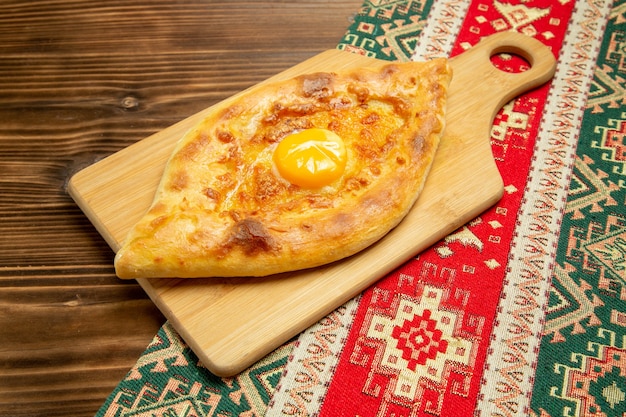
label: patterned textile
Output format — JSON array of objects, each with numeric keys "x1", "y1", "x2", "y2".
[
  {"x1": 96, "y1": 0, "x2": 625, "y2": 416},
  {"x1": 98, "y1": 322, "x2": 294, "y2": 416},
  {"x1": 528, "y1": 4, "x2": 626, "y2": 416}
]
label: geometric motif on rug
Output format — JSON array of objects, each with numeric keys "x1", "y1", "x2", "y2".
[
  {"x1": 587, "y1": 18, "x2": 626, "y2": 114},
  {"x1": 564, "y1": 154, "x2": 621, "y2": 226},
  {"x1": 98, "y1": 322, "x2": 292, "y2": 417},
  {"x1": 561, "y1": 152, "x2": 625, "y2": 293},
  {"x1": 587, "y1": 61, "x2": 626, "y2": 115},
  {"x1": 338, "y1": 0, "x2": 433, "y2": 60},
  {"x1": 584, "y1": 223, "x2": 626, "y2": 285},
  {"x1": 590, "y1": 112, "x2": 626, "y2": 179},
  {"x1": 546, "y1": 150, "x2": 626, "y2": 344},
  {"x1": 350, "y1": 265, "x2": 484, "y2": 416},
  {"x1": 264, "y1": 300, "x2": 359, "y2": 416},
  {"x1": 491, "y1": 0, "x2": 551, "y2": 35},
  {"x1": 490, "y1": 98, "x2": 534, "y2": 162},
  {"x1": 544, "y1": 263, "x2": 605, "y2": 344},
  {"x1": 544, "y1": 330, "x2": 626, "y2": 417},
  {"x1": 454, "y1": 0, "x2": 555, "y2": 50}
]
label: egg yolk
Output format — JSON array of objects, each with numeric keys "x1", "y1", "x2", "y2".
[{"x1": 273, "y1": 128, "x2": 347, "y2": 188}]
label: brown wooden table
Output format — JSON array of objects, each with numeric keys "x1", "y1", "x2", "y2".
[{"x1": 0, "y1": 1, "x2": 360, "y2": 415}]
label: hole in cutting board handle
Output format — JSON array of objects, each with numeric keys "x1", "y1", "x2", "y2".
[
  {"x1": 488, "y1": 39, "x2": 538, "y2": 74},
  {"x1": 489, "y1": 51, "x2": 531, "y2": 74}
]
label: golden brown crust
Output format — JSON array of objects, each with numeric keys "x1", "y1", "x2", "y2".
[{"x1": 114, "y1": 59, "x2": 452, "y2": 278}]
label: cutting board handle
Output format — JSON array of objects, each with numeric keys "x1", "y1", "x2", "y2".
[{"x1": 449, "y1": 32, "x2": 557, "y2": 121}]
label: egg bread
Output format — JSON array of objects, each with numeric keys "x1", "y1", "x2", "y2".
[{"x1": 114, "y1": 59, "x2": 452, "y2": 278}]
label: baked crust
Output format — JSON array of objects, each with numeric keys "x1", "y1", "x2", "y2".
[{"x1": 114, "y1": 59, "x2": 452, "y2": 278}]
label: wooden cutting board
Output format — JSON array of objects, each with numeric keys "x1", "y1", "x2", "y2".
[{"x1": 69, "y1": 32, "x2": 556, "y2": 376}]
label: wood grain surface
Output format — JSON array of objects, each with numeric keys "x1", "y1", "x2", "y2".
[{"x1": 0, "y1": 1, "x2": 360, "y2": 415}]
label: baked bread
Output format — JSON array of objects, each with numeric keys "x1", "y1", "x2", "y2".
[{"x1": 114, "y1": 59, "x2": 452, "y2": 278}]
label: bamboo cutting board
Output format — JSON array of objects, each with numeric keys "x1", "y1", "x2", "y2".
[{"x1": 69, "y1": 32, "x2": 556, "y2": 376}]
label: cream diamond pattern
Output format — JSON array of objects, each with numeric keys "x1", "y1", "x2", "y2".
[{"x1": 365, "y1": 288, "x2": 476, "y2": 400}]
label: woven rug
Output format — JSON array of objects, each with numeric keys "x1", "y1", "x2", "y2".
[{"x1": 96, "y1": 0, "x2": 626, "y2": 416}]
